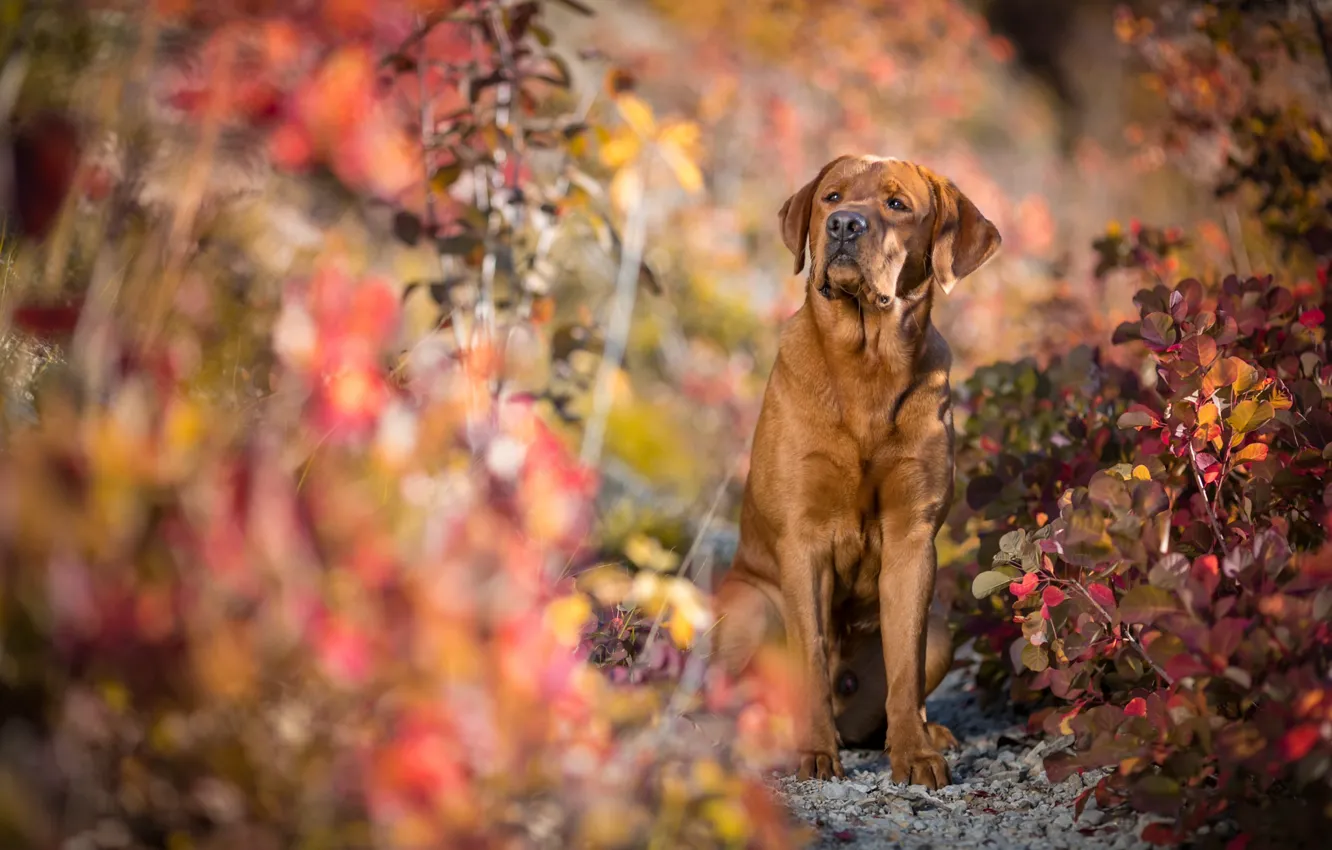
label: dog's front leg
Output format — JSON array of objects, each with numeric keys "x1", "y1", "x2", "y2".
[
  {"x1": 778, "y1": 542, "x2": 844, "y2": 781},
  {"x1": 878, "y1": 529, "x2": 950, "y2": 789}
]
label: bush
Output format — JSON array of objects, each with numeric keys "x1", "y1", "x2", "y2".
[
  {"x1": 950, "y1": 266, "x2": 1332, "y2": 845},
  {"x1": 0, "y1": 2, "x2": 802, "y2": 848}
]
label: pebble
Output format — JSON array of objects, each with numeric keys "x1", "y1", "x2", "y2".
[{"x1": 773, "y1": 649, "x2": 1154, "y2": 849}]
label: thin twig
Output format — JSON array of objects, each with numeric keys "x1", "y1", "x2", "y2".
[
  {"x1": 1060, "y1": 578, "x2": 1176, "y2": 687},
  {"x1": 676, "y1": 473, "x2": 734, "y2": 581},
  {"x1": 579, "y1": 166, "x2": 647, "y2": 468},
  {"x1": 1224, "y1": 203, "x2": 1251, "y2": 278},
  {"x1": 1186, "y1": 441, "x2": 1230, "y2": 557}
]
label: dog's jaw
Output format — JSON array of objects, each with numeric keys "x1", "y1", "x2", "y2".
[{"x1": 818, "y1": 253, "x2": 907, "y2": 309}]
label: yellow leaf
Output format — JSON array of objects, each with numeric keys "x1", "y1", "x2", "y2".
[
  {"x1": 1197, "y1": 402, "x2": 1218, "y2": 425},
  {"x1": 691, "y1": 759, "x2": 727, "y2": 792},
  {"x1": 659, "y1": 141, "x2": 704, "y2": 194},
  {"x1": 1132, "y1": 464, "x2": 1152, "y2": 481},
  {"x1": 101, "y1": 681, "x2": 130, "y2": 714},
  {"x1": 1058, "y1": 711, "x2": 1077, "y2": 735},
  {"x1": 624, "y1": 533, "x2": 680, "y2": 572},
  {"x1": 1232, "y1": 362, "x2": 1262, "y2": 394},
  {"x1": 599, "y1": 128, "x2": 641, "y2": 170},
  {"x1": 1310, "y1": 129, "x2": 1328, "y2": 163},
  {"x1": 667, "y1": 612, "x2": 695, "y2": 648},
  {"x1": 615, "y1": 93, "x2": 656, "y2": 136},
  {"x1": 658, "y1": 119, "x2": 700, "y2": 154},
  {"x1": 545, "y1": 593, "x2": 593, "y2": 647},
  {"x1": 575, "y1": 563, "x2": 633, "y2": 607},
  {"x1": 629, "y1": 570, "x2": 666, "y2": 614},
  {"x1": 702, "y1": 798, "x2": 751, "y2": 845}
]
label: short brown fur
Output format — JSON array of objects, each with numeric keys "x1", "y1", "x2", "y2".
[{"x1": 713, "y1": 155, "x2": 1000, "y2": 787}]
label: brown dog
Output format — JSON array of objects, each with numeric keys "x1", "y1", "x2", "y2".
[{"x1": 713, "y1": 155, "x2": 1000, "y2": 788}]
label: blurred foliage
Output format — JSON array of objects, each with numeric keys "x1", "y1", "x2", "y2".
[
  {"x1": 6, "y1": 0, "x2": 1332, "y2": 847},
  {"x1": 0, "y1": 1, "x2": 807, "y2": 847}
]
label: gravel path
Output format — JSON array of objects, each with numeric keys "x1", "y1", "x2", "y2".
[{"x1": 771, "y1": 651, "x2": 1235, "y2": 849}]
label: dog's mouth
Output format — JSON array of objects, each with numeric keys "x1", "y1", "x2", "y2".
[
  {"x1": 826, "y1": 246, "x2": 858, "y2": 266},
  {"x1": 820, "y1": 251, "x2": 871, "y2": 301}
]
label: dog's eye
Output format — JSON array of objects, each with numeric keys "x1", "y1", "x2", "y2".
[
  {"x1": 886, "y1": 197, "x2": 909, "y2": 212},
  {"x1": 823, "y1": 192, "x2": 841, "y2": 203},
  {"x1": 835, "y1": 670, "x2": 859, "y2": 697}
]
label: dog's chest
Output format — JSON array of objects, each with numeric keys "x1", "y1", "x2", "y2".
[
  {"x1": 821, "y1": 448, "x2": 901, "y2": 601},
  {"x1": 821, "y1": 391, "x2": 950, "y2": 603}
]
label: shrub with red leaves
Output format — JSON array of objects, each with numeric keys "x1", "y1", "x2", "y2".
[{"x1": 949, "y1": 267, "x2": 1332, "y2": 845}]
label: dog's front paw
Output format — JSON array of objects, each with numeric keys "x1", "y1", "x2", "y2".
[
  {"x1": 888, "y1": 743, "x2": 949, "y2": 789},
  {"x1": 796, "y1": 750, "x2": 846, "y2": 781}
]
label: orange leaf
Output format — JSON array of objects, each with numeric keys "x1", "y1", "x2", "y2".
[{"x1": 1233, "y1": 443, "x2": 1269, "y2": 464}]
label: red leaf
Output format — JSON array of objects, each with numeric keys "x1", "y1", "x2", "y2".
[
  {"x1": 1142, "y1": 823, "x2": 1179, "y2": 845},
  {"x1": 1010, "y1": 572, "x2": 1039, "y2": 599},
  {"x1": 1088, "y1": 583, "x2": 1116, "y2": 611},
  {"x1": 1300, "y1": 308, "x2": 1325, "y2": 327},
  {"x1": 1280, "y1": 724, "x2": 1322, "y2": 761},
  {"x1": 1194, "y1": 452, "x2": 1221, "y2": 484},
  {"x1": 10, "y1": 300, "x2": 85, "y2": 338},
  {"x1": 1042, "y1": 586, "x2": 1068, "y2": 608},
  {"x1": 1124, "y1": 697, "x2": 1148, "y2": 717},
  {"x1": 1226, "y1": 835, "x2": 1252, "y2": 850}
]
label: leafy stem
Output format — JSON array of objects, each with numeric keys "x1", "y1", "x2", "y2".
[{"x1": 1187, "y1": 440, "x2": 1230, "y2": 558}]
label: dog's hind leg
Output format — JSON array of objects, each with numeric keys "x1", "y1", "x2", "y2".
[{"x1": 711, "y1": 571, "x2": 784, "y2": 677}]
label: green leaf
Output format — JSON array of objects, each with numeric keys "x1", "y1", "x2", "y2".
[
  {"x1": 1021, "y1": 643, "x2": 1050, "y2": 673},
  {"x1": 1130, "y1": 775, "x2": 1182, "y2": 817},
  {"x1": 998, "y1": 529, "x2": 1027, "y2": 556},
  {"x1": 1148, "y1": 553, "x2": 1190, "y2": 590},
  {"x1": 972, "y1": 570, "x2": 1015, "y2": 599},
  {"x1": 1227, "y1": 399, "x2": 1274, "y2": 434},
  {"x1": 430, "y1": 163, "x2": 465, "y2": 194},
  {"x1": 1120, "y1": 585, "x2": 1181, "y2": 624},
  {"x1": 1117, "y1": 411, "x2": 1156, "y2": 429},
  {"x1": 1020, "y1": 538, "x2": 1043, "y2": 573}
]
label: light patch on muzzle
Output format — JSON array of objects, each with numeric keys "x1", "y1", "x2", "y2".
[{"x1": 872, "y1": 231, "x2": 907, "y2": 303}]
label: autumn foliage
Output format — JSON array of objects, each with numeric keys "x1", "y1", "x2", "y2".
[
  {"x1": 939, "y1": 4, "x2": 1332, "y2": 845},
  {"x1": 0, "y1": 1, "x2": 800, "y2": 847},
  {"x1": 949, "y1": 266, "x2": 1332, "y2": 846},
  {"x1": 6, "y1": 0, "x2": 1332, "y2": 848}
]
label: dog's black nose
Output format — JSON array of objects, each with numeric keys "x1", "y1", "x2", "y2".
[{"x1": 826, "y1": 210, "x2": 867, "y2": 242}]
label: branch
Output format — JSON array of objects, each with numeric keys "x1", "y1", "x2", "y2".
[
  {"x1": 1186, "y1": 441, "x2": 1230, "y2": 557},
  {"x1": 1059, "y1": 578, "x2": 1176, "y2": 688},
  {"x1": 579, "y1": 165, "x2": 646, "y2": 469},
  {"x1": 1305, "y1": 0, "x2": 1332, "y2": 88}
]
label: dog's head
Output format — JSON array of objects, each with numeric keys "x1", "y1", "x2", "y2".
[{"x1": 778, "y1": 155, "x2": 1001, "y2": 307}]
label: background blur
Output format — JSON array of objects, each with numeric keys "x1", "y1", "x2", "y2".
[{"x1": 3, "y1": 0, "x2": 1330, "y2": 847}]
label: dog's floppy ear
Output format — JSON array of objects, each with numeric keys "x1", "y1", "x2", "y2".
[
  {"x1": 922, "y1": 168, "x2": 1001, "y2": 295},
  {"x1": 778, "y1": 156, "x2": 850, "y2": 276}
]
